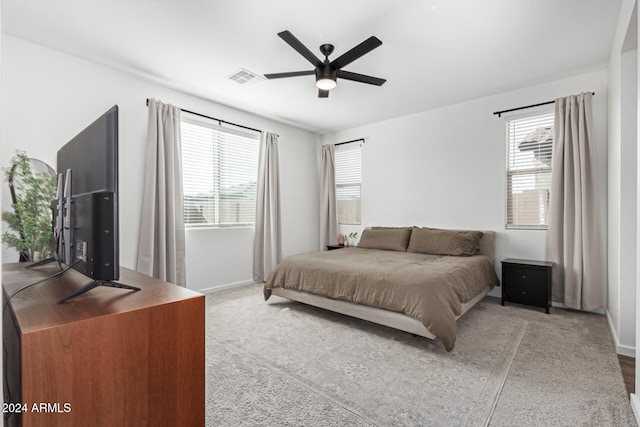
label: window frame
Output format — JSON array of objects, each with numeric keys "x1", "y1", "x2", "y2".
[
  {"x1": 334, "y1": 141, "x2": 362, "y2": 225},
  {"x1": 504, "y1": 108, "x2": 554, "y2": 230},
  {"x1": 180, "y1": 114, "x2": 260, "y2": 229}
]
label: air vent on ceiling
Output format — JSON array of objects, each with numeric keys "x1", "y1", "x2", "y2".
[{"x1": 227, "y1": 68, "x2": 265, "y2": 85}]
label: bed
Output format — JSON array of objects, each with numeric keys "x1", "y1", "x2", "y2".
[{"x1": 264, "y1": 227, "x2": 499, "y2": 351}]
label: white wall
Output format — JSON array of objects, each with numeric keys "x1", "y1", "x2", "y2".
[
  {"x1": 322, "y1": 70, "x2": 609, "y2": 299},
  {"x1": 620, "y1": 49, "x2": 637, "y2": 349},
  {"x1": 1, "y1": 35, "x2": 320, "y2": 292},
  {"x1": 610, "y1": 0, "x2": 640, "y2": 420},
  {"x1": 609, "y1": 44, "x2": 623, "y2": 339},
  {"x1": 608, "y1": 0, "x2": 638, "y2": 359}
]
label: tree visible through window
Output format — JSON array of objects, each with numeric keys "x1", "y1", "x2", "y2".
[
  {"x1": 181, "y1": 116, "x2": 260, "y2": 227},
  {"x1": 506, "y1": 111, "x2": 554, "y2": 229}
]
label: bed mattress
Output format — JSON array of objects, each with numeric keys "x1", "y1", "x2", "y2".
[{"x1": 264, "y1": 247, "x2": 499, "y2": 351}]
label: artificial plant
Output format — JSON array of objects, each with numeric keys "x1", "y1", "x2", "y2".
[{"x1": 2, "y1": 150, "x2": 57, "y2": 262}]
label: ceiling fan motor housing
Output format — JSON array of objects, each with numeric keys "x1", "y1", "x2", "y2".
[{"x1": 315, "y1": 65, "x2": 337, "y2": 82}]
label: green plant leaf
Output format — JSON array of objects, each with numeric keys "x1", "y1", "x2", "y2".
[{"x1": 1, "y1": 150, "x2": 56, "y2": 262}]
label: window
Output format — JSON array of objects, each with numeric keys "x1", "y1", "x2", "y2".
[
  {"x1": 181, "y1": 115, "x2": 260, "y2": 227},
  {"x1": 335, "y1": 142, "x2": 362, "y2": 224},
  {"x1": 506, "y1": 111, "x2": 554, "y2": 229}
]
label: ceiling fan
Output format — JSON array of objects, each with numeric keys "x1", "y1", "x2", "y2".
[{"x1": 264, "y1": 30, "x2": 386, "y2": 98}]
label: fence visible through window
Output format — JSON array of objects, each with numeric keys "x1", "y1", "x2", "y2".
[
  {"x1": 181, "y1": 115, "x2": 260, "y2": 227},
  {"x1": 335, "y1": 142, "x2": 362, "y2": 225},
  {"x1": 506, "y1": 111, "x2": 554, "y2": 229}
]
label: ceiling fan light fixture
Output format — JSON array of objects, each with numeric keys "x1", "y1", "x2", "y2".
[
  {"x1": 316, "y1": 77, "x2": 337, "y2": 91},
  {"x1": 265, "y1": 31, "x2": 385, "y2": 98}
]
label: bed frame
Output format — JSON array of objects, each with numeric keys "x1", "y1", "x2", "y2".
[{"x1": 268, "y1": 230, "x2": 497, "y2": 340}]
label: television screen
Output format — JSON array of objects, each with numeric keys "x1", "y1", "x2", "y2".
[
  {"x1": 56, "y1": 105, "x2": 120, "y2": 282},
  {"x1": 49, "y1": 105, "x2": 139, "y2": 303}
]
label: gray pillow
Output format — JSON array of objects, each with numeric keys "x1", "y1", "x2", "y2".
[
  {"x1": 407, "y1": 227, "x2": 483, "y2": 256},
  {"x1": 358, "y1": 228, "x2": 412, "y2": 252},
  {"x1": 371, "y1": 226, "x2": 413, "y2": 231}
]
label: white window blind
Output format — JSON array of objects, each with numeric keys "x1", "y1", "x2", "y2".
[
  {"x1": 506, "y1": 111, "x2": 554, "y2": 229},
  {"x1": 335, "y1": 142, "x2": 362, "y2": 224},
  {"x1": 181, "y1": 116, "x2": 260, "y2": 227}
]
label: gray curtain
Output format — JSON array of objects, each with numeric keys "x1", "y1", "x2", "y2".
[
  {"x1": 546, "y1": 92, "x2": 601, "y2": 310},
  {"x1": 253, "y1": 132, "x2": 281, "y2": 282},
  {"x1": 136, "y1": 99, "x2": 186, "y2": 286},
  {"x1": 320, "y1": 144, "x2": 338, "y2": 250}
]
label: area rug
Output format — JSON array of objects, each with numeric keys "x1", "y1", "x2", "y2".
[
  {"x1": 205, "y1": 284, "x2": 527, "y2": 426},
  {"x1": 487, "y1": 301, "x2": 636, "y2": 426}
]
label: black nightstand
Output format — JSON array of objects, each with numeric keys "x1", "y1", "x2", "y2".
[
  {"x1": 501, "y1": 258, "x2": 553, "y2": 314},
  {"x1": 326, "y1": 245, "x2": 345, "y2": 251}
]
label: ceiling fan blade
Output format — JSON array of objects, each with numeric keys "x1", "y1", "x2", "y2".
[
  {"x1": 264, "y1": 70, "x2": 315, "y2": 79},
  {"x1": 278, "y1": 30, "x2": 323, "y2": 68},
  {"x1": 337, "y1": 70, "x2": 386, "y2": 86},
  {"x1": 318, "y1": 89, "x2": 329, "y2": 98},
  {"x1": 331, "y1": 36, "x2": 382, "y2": 69}
]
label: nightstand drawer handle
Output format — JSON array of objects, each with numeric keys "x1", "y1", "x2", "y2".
[
  {"x1": 521, "y1": 274, "x2": 527, "y2": 280},
  {"x1": 521, "y1": 290, "x2": 527, "y2": 295}
]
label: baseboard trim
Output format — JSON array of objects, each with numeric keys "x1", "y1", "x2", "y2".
[
  {"x1": 551, "y1": 301, "x2": 605, "y2": 314},
  {"x1": 196, "y1": 280, "x2": 258, "y2": 294},
  {"x1": 606, "y1": 310, "x2": 637, "y2": 357},
  {"x1": 617, "y1": 343, "x2": 637, "y2": 358},
  {"x1": 630, "y1": 393, "x2": 640, "y2": 426}
]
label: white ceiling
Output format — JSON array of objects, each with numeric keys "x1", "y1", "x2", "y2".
[{"x1": 2, "y1": 0, "x2": 623, "y2": 134}]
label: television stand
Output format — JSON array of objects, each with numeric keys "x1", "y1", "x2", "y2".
[
  {"x1": 26, "y1": 255, "x2": 63, "y2": 271},
  {"x1": 26, "y1": 233, "x2": 65, "y2": 271},
  {"x1": 58, "y1": 279, "x2": 141, "y2": 303}
]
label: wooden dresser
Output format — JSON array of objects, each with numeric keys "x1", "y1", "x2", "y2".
[{"x1": 3, "y1": 263, "x2": 205, "y2": 427}]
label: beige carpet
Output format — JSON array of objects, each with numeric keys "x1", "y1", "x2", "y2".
[
  {"x1": 488, "y1": 301, "x2": 635, "y2": 426},
  {"x1": 205, "y1": 284, "x2": 635, "y2": 426}
]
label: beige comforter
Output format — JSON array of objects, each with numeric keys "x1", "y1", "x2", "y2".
[{"x1": 264, "y1": 248, "x2": 498, "y2": 351}]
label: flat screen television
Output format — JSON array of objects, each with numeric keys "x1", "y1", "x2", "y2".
[{"x1": 51, "y1": 105, "x2": 139, "y2": 303}]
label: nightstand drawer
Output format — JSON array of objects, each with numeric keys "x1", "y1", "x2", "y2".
[{"x1": 503, "y1": 266, "x2": 547, "y2": 306}]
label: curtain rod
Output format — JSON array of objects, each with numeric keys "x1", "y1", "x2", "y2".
[
  {"x1": 146, "y1": 98, "x2": 263, "y2": 134},
  {"x1": 492, "y1": 92, "x2": 595, "y2": 118},
  {"x1": 335, "y1": 138, "x2": 365, "y2": 146}
]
